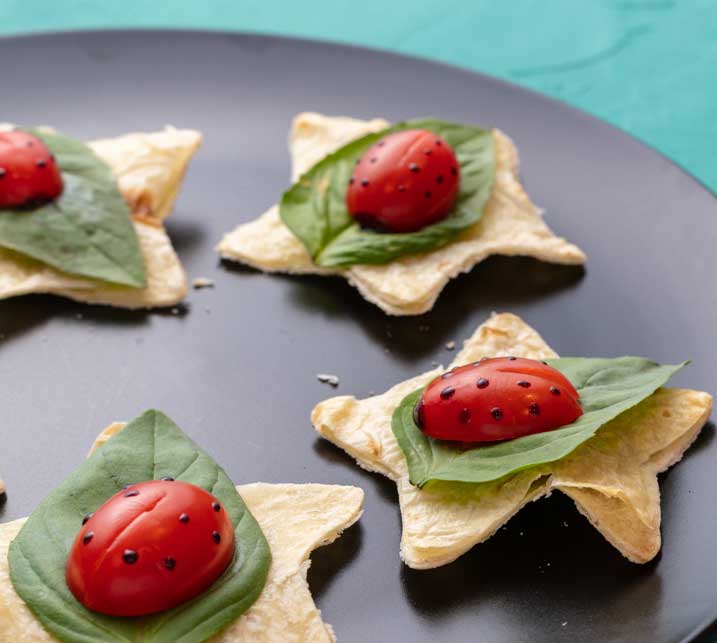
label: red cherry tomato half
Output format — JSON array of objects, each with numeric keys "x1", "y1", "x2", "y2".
[
  {"x1": 0, "y1": 131, "x2": 63, "y2": 208},
  {"x1": 66, "y1": 479, "x2": 235, "y2": 617},
  {"x1": 346, "y1": 129, "x2": 460, "y2": 233},
  {"x1": 415, "y1": 357, "x2": 583, "y2": 443}
]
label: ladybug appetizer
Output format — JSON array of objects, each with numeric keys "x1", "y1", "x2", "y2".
[
  {"x1": 0, "y1": 130, "x2": 63, "y2": 208},
  {"x1": 415, "y1": 357, "x2": 583, "y2": 443},
  {"x1": 346, "y1": 129, "x2": 460, "y2": 233},
  {"x1": 66, "y1": 479, "x2": 235, "y2": 617}
]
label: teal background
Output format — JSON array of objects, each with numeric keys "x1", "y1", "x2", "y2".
[{"x1": 2, "y1": 0, "x2": 715, "y2": 192}]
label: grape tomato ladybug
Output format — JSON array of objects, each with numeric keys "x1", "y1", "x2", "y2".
[
  {"x1": 346, "y1": 129, "x2": 460, "y2": 233},
  {"x1": 0, "y1": 131, "x2": 63, "y2": 208},
  {"x1": 66, "y1": 479, "x2": 235, "y2": 617},
  {"x1": 415, "y1": 357, "x2": 583, "y2": 443}
]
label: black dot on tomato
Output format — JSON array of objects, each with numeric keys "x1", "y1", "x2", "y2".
[
  {"x1": 212, "y1": 502, "x2": 221, "y2": 512},
  {"x1": 424, "y1": 148, "x2": 432, "y2": 155},
  {"x1": 123, "y1": 549, "x2": 138, "y2": 564},
  {"x1": 179, "y1": 513, "x2": 190, "y2": 523},
  {"x1": 349, "y1": 177, "x2": 355, "y2": 185},
  {"x1": 0, "y1": 168, "x2": 6, "y2": 178},
  {"x1": 370, "y1": 157, "x2": 378, "y2": 164},
  {"x1": 440, "y1": 386, "x2": 455, "y2": 400},
  {"x1": 425, "y1": 191, "x2": 432, "y2": 198},
  {"x1": 451, "y1": 166, "x2": 458, "y2": 175},
  {"x1": 477, "y1": 377, "x2": 489, "y2": 389},
  {"x1": 124, "y1": 489, "x2": 140, "y2": 497},
  {"x1": 164, "y1": 557, "x2": 176, "y2": 571},
  {"x1": 529, "y1": 403, "x2": 540, "y2": 416},
  {"x1": 361, "y1": 179, "x2": 369, "y2": 187},
  {"x1": 25, "y1": 141, "x2": 34, "y2": 147},
  {"x1": 212, "y1": 531, "x2": 221, "y2": 544},
  {"x1": 409, "y1": 163, "x2": 420, "y2": 173},
  {"x1": 161, "y1": 476, "x2": 175, "y2": 481},
  {"x1": 459, "y1": 408, "x2": 471, "y2": 424},
  {"x1": 491, "y1": 407, "x2": 503, "y2": 420},
  {"x1": 377, "y1": 140, "x2": 385, "y2": 147},
  {"x1": 82, "y1": 512, "x2": 93, "y2": 525},
  {"x1": 435, "y1": 139, "x2": 443, "y2": 146},
  {"x1": 436, "y1": 175, "x2": 444, "y2": 184},
  {"x1": 83, "y1": 531, "x2": 94, "y2": 545},
  {"x1": 36, "y1": 159, "x2": 47, "y2": 168},
  {"x1": 507, "y1": 356, "x2": 517, "y2": 361},
  {"x1": 517, "y1": 380, "x2": 531, "y2": 388},
  {"x1": 397, "y1": 185, "x2": 406, "y2": 192},
  {"x1": 550, "y1": 386, "x2": 560, "y2": 396}
]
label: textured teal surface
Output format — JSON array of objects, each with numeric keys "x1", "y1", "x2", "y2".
[{"x1": 1, "y1": 0, "x2": 715, "y2": 192}]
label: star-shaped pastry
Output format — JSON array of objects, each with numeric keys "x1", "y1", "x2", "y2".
[
  {"x1": 0, "y1": 126, "x2": 202, "y2": 308},
  {"x1": 312, "y1": 313, "x2": 712, "y2": 569},
  {"x1": 0, "y1": 422, "x2": 363, "y2": 642},
  {"x1": 218, "y1": 112, "x2": 585, "y2": 315}
]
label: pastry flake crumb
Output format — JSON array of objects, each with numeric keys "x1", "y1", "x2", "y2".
[
  {"x1": 192, "y1": 277, "x2": 215, "y2": 289},
  {"x1": 317, "y1": 373, "x2": 340, "y2": 387}
]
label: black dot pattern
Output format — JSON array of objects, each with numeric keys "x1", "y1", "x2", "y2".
[
  {"x1": 123, "y1": 549, "x2": 138, "y2": 564},
  {"x1": 440, "y1": 386, "x2": 455, "y2": 400}
]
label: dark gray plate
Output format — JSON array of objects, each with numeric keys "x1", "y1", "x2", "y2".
[{"x1": 0, "y1": 30, "x2": 715, "y2": 643}]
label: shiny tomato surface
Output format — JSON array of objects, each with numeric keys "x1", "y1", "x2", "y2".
[
  {"x1": 0, "y1": 131, "x2": 63, "y2": 208},
  {"x1": 415, "y1": 357, "x2": 583, "y2": 443},
  {"x1": 66, "y1": 479, "x2": 235, "y2": 616},
  {"x1": 346, "y1": 129, "x2": 460, "y2": 232}
]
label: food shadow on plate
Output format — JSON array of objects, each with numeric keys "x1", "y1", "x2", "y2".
[
  {"x1": 0, "y1": 296, "x2": 157, "y2": 348},
  {"x1": 163, "y1": 216, "x2": 206, "y2": 256},
  {"x1": 0, "y1": 218, "x2": 207, "y2": 339},
  {"x1": 220, "y1": 256, "x2": 584, "y2": 360},
  {"x1": 307, "y1": 521, "x2": 363, "y2": 602},
  {"x1": 399, "y1": 491, "x2": 662, "y2": 623}
]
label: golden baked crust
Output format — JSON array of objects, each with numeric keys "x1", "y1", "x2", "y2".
[
  {"x1": 218, "y1": 113, "x2": 586, "y2": 315},
  {"x1": 0, "y1": 423, "x2": 364, "y2": 642},
  {"x1": 312, "y1": 312, "x2": 712, "y2": 568},
  {"x1": 0, "y1": 127, "x2": 202, "y2": 309}
]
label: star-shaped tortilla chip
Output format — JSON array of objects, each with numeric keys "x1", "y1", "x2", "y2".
[
  {"x1": 312, "y1": 313, "x2": 712, "y2": 569},
  {"x1": 218, "y1": 113, "x2": 586, "y2": 315},
  {"x1": 0, "y1": 422, "x2": 363, "y2": 642},
  {"x1": 0, "y1": 126, "x2": 202, "y2": 308}
]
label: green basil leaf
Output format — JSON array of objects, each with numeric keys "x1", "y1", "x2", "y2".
[
  {"x1": 8, "y1": 410, "x2": 270, "y2": 643},
  {"x1": 392, "y1": 357, "x2": 686, "y2": 487},
  {"x1": 280, "y1": 119, "x2": 495, "y2": 267},
  {"x1": 0, "y1": 129, "x2": 147, "y2": 287}
]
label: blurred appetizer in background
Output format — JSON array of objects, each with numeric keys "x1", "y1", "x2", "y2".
[
  {"x1": 312, "y1": 313, "x2": 712, "y2": 569},
  {"x1": 218, "y1": 113, "x2": 585, "y2": 315},
  {"x1": 0, "y1": 410, "x2": 363, "y2": 642},
  {"x1": 0, "y1": 126, "x2": 201, "y2": 308}
]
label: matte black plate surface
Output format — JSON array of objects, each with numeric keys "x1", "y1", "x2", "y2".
[{"x1": 1, "y1": 30, "x2": 715, "y2": 643}]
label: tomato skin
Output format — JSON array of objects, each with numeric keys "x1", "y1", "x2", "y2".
[
  {"x1": 416, "y1": 357, "x2": 583, "y2": 443},
  {"x1": 66, "y1": 480, "x2": 235, "y2": 617},
  {"x1": 0, "y1": 131, "x2": 63, "y2": 208},
  {"x1": 346, "y1": 129, "x2": 460, "y2": 233}
]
